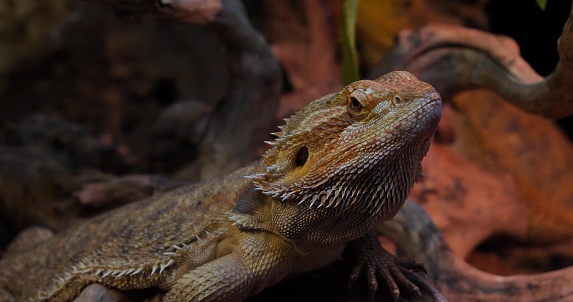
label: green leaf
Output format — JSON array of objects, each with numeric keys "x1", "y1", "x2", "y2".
[
  {"x1": 340, "y1": 0, "x2": 359, "y2": 85},
  {"x1": 536, "y1": 0, "x2": 547, "y2": 10}
]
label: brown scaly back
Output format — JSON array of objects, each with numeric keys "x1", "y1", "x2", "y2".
[{"x1": 250, "y1": 71, "x2": 441, "y2": 216}]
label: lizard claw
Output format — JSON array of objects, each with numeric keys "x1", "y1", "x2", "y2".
[
  {"x1": 349, "y1": 247, "x2": 424, "y2": 300},
  {"x1": 346, "y1": 232, "x2": 437, "y2": 301}
]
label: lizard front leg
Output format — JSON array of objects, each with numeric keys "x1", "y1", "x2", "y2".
[
  {"x1": 162, "y1": 253, "x2": 254, "y2": 302},
  {"x1": 163, "y1": 232, "x2": 295, "y2": 302},
  {"x1": 348, "y1": 231, "x2": 433, "y2": 301}
]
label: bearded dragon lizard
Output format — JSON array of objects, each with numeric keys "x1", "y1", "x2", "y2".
[{"x1": 0, "y1": 71, "x2": 442, "y2": 302}]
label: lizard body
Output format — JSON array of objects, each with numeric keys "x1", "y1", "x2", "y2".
[{"x1": 0, "y1": 71, "x2": 442, "y2": 301}]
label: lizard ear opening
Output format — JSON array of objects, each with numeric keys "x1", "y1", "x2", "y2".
[{"x1": 295, "y1": 146, "x2": 309, "y2": 167}]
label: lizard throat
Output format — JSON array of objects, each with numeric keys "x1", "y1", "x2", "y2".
[{"x1": 289, "y1": 136, "x2": 430, "y2": 219}]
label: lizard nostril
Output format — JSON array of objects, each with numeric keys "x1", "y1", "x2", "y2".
[
  {"x1": 393, "y1": 95, "x2": 404, "y2": 107},
  {"x1": 295, "y1": 146, "x2": 309, "y2": 167}
]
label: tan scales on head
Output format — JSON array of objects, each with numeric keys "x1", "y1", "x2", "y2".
[{"x1": 251, "y1": 71, "x2": 441, "y2": 215}]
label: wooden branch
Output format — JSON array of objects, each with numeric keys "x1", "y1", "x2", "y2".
[
  {"x1": 377, "y1": 200, "x2": 573, "y2": 301},
  {"x1": 86, "y1": 0, "x2": 282, "y2": 180},
  {"x1": 371, "y1": 1, "x2": 573, "y2": 119},
  {"x1": 75, "y1": 174, "x2": 185, "y2": 208},
  {"x1": 82, "y1": 0, "x2": 221, "y2": 24},
  {"x1": 190, "y1": 0, "x2": 282, "y2": 180}
]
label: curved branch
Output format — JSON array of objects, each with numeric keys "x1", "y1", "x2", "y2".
[
  {"x1": 377, "y1": 201, "x2": 573, "y2": 301},
  {"x1": 83, "y1": 0, "x2": 221, "y2": 24},
  {"x1": 85, "y1": 0, "x2": 282, "y2": 179},
  {"x1": 371, "y1": 2, "x2": 573, "y2": 119}
]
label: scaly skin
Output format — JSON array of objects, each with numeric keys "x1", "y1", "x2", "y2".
[{"x1": 0, "y1": 71, "x2": 442, "y2": 302}]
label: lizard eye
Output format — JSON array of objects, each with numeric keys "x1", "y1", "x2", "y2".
[
  {"x1": 295, "y1": 146, "x2": 308, "y2": 167},
  {"x1": 347, "y1": 89, "x2": 369, "y2": 120},
  {"x1": 348, "y1": 89, "x2": 367, "y2": 113},
  {"x1": 349, "y1": 96, "x2": 363, "y2": 112},
  {"x1": 393, "y1": 95, "x2": 404, "y2": 107}
]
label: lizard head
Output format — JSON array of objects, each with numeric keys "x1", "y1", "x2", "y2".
[{"x1": 250, "y1": 71, "x2": 441, "y2": 216}]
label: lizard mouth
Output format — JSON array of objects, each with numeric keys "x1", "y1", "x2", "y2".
[
  {"x1": 389, "y1": 90, "x2": 442, "y2": 139},
  {"x1": 420, "y1": 90, "x2": 442, "y2": 126},
  {"x1": 425, "y1": 90, "x2": 442, "y2": 106},
  {"x1": 410, "y1": 90, "x2": 441, "y2": 121}
]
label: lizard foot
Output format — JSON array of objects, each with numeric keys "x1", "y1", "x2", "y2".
[
  {"x1": 349, "y1": 246, "x2": 426, "y2": 300},
  {"x1": 346, "y1": 231, "x2": 448, "y2": 301}
]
